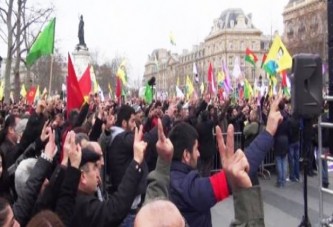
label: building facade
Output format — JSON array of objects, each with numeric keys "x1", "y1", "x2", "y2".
[
  {"x1": 283, "y1": 0, "x2": 327, "y2": 62},
  {"x1": 143, "y1": 8, "x2": 271, "y2": 95}
]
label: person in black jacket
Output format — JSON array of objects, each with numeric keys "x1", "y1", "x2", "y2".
[
  {"x1": 288, "y1": 115, "x2": 300, "y2": 182},
  {"x1": 274, "y1": 101, "x2": 289, "y2": 188},
  {"x1": 71, "y1": 125, "x2": 147, "y2": 227},
  {"x1": 106, "y1": 104, "x2": 174, "y2": 227},
  {"x1": 196, "y1": 110, "x2": 217, "y2": 177}
]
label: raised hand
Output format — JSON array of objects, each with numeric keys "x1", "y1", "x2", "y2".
[
  {"x1": 266, "y1": 95, "x2": 283, "y2": 136},
  {"x1": 69, "y1": 144, "x2": 82, "y2": 169},
  {"x1": 44, "y1": 127, "x2": 57, "y2": 160},
  {"x1": 62, "y1": 131, "x2": 76, "y2": 166},
  {"x1": 156, "y1": 118, "x2": 173, "y2": 163},
  {"x1": 133, "y1": 125, "x2": 147, "y2": 164},
  {"x1": 216, "y1": 124, "x2": 252, "y2": 190},
  {"x1": 40, "y1": 120, "x2": 50, "y2": 142}
]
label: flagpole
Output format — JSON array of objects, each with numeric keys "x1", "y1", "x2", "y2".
[{"x1": 48, "y1": 55, "x2": 54, "y2": 96}]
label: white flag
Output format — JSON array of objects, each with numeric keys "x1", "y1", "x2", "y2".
[
  {"x1": 176, "y1": 86, "x2": 184, "y2": 98},
  {"x1": 193, "y1": 63, "x2": 199, "y2": 83},
  {"x1": 232, "y1": 57, "x2": 242, "y2": 78}
]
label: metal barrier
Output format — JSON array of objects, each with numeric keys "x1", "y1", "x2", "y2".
[
  {"x1": 210, "y1": 131, "x2": 276, "y2": 178},
  {"x1": 211, "y1": 132, "x2": 243, "y2": 172},
  {"x1": 317, "y1": 105, "x2": 333, "y2": 226},
  {"x1": 258, "y1": 149, "x2": 275, "y2": 180}
]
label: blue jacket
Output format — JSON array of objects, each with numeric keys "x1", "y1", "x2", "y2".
[{"x1": 170, "y1": 129, "x2": 274, "y2": 227}]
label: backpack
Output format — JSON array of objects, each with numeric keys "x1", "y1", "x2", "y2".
[{"x1": 244, "y1": 122, "x2": 261, "y2": 148}]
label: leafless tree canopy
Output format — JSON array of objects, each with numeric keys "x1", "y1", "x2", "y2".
[{"x1": 0, "y1": 0, "x2": 54, "y2": 103}]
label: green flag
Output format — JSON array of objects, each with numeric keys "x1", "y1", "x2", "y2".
[
  {"x1": 144, "y1": 84, "x2": 153, "y2": 104},
  {"x1": 26, "y1": 18, "x2": 56, "y2": 66}
]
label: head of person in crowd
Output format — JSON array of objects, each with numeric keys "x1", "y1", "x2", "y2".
[
  {"x1": 15, "y1": 118, "x2": 28, "y2": 143},
  {"x1": 75, "y1": 133, "x2": 89, "y2": 148},
  {"x1": 134, "y1": 199, "x2": 185, "y2": 227},
  {"x1": 115, "y1": 104, "x2": 136, "y2": 132},
  {"x1": 15, "y1": 158, "x2": 49, "y2": 198},
  {"x1": 11, "y1": 106, "x2": 19, "y2": 116},
  {"x1": 87, "y1": 141, "x2": 104, "y2": 168},
  {"x1": 52, "y1": 113, "x2": 64, "y2": 129},
  {"x1": 132, "y1": 104, "x2": 144, "y2": 127},
  {"x1": 68, "y1": 109, "x2": 80, "y2": 126},
  {"x1": 200, "y1": 110, "x2": 209, "y2": 123},
  {"x1": 0, "y1": 115, "x2": 21, "y2": 145},
  {"x1": 232, "y1": 107, "x2": 238, "y2": 117},
  {"x1": 249, "y1": 109, "x2": 259, "y2": 123},
  {"x1": 208, "y1": 104, "x2": 215, "y2": 117},
  {"x1": 0, "y1": 198, "x2": 20, "y2": 227},
  {"x1": 169, "y1": 122, "x2": 199, "y2": 169},
  {"x1": 78, "y1": 148, "x2": 102, "y2": 195},
  {"x1": 27, "y1": 210, "x2": 64, "y2": 227},
  {"x1": 180, "y1": 103, "x2": 189, "y2": 119}
]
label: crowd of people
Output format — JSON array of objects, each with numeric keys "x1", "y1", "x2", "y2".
[{"x1": 0, "y1": 91, "x2": 330, "y2": 227}]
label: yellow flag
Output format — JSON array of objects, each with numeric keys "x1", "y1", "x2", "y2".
[
  {"x1": 264, "y1": 35, "x2": 292, "y2": 72},
  {"x1": 117, "y1": 60, "x2": 127, "y2": 85},
  {"x1": 34, "y1": 85, "x2": 40, "y2": 102},
  {"x1": 217, "y1": 71, "x2": 225, "y2": 85},
  {"x1": 0, "y1": 81, "x2": 4, "y2": 100},
  {"x1": 176, "y1": 77, "x2": 180, "y2": 87},
  {"x1": 20, "y1": 84, "x2": 27, "y2": 98},
  {"x1": 90, "y1": 66, "x2": 98, "y2": 93},
  {"x1": 186, "y1": 75, "x2": 194, "y2": 99},
  {"x1": 200, "y1": 82, "x2": 204, "y2": 94}
]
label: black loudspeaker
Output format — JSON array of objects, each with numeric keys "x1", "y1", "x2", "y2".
[{"x1": 291, "y1": 54, "x2": 323, "y2": 118}]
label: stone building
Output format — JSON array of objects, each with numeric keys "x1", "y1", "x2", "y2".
[
  {"x1": 143, "y1": 8, "x2": 271, "y2": 95},
  {"x1": 283, "y1": 0, "x2": 327, "y2": 62}
]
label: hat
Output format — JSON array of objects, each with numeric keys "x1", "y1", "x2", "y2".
[
  {"x1": 15, "y1": 158, "x2": 38, "y2": 198},
  {"x1": 80, "y1": 148, "x2": 101, "y2": 167},
  {"x1": 132, "y1": 104, "x2": 142, "y2": 114},
  {"x1": 15, "y1": 118, "x2": 28, "y2": 136}
]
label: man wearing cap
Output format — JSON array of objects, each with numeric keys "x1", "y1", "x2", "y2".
[{"x1": 71, "y1": 126, "x2": 147, "y2": 227}]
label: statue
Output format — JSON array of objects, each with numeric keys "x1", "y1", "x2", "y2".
[{"x1": 78, "y1": 15, "x2": 86, "y2": 48}]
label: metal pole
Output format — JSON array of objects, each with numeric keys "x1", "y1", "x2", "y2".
[
  {"x1": 318, "y1": 115, "x2": 323, "y2": 223},
  {"x1": 48, "y1": 55, "x2": 54, "y2": 96},
  {"x1": 328, "y1": 0, "x2": 333, "y2": 120}
]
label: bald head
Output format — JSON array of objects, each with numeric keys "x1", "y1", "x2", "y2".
[
  {"x1": 87, "y1": 141, "x2": 104, "y2": 167},
  {"x1": 134, "y1": 200, "x2": 184, "y2": 227}
]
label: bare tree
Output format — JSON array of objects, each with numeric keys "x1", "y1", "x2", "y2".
[
  {"x1": 0, "y1": 0, "x2": 53, "y2": 103},
  {"x1": 30, "y1": 50, "x2": 65, "y2": 95},
  {"x1": 91, "y1": 52, "x2": 130, "y2": 96}
]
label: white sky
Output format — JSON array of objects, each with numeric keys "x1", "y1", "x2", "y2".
[{"x1": 1, "y1": 0, "x2": 289, "y2": 83}]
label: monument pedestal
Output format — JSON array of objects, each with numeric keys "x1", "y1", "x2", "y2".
[{"x1": 72, "y1": 45, "x2": 90, "y2": 80}]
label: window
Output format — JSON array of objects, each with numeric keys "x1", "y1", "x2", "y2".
[
  {"x1": 229, "y1": 41, "x2": 233, "y2": 50},
  {"x1": 252, "y1": 41, "x2": 256, "y2": 50}
]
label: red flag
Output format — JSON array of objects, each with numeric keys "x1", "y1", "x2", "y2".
[
  {"x1": 79, "y1": 65, "x2": 91, "y2": 97},
  {"x1": 115, "y1": 76, "x2": 122, "y2": 98},
  {"x1": 207, "y1": 63, "x2": 216, "y2": 94},
  {"x1": 261, "y1": 53, "x2": 267, "y2": 68},
  {"x1": 67, "y1": 54, "x2": 84, "y2": 115},
  {"x1": 26, "y1": 86, "x2": 37, "y2": 105},
  {"x1": 281, "y1": 70, "x2": 287, "y2": 87}
]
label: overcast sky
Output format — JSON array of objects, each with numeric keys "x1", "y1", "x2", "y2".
[{"x1": 2, "y1": 0, "x2": 289, "y2": 83}]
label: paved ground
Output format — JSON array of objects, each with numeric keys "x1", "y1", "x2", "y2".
[{"x1": 211, "y1": 170, "x2": 333, "y2": 227}]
